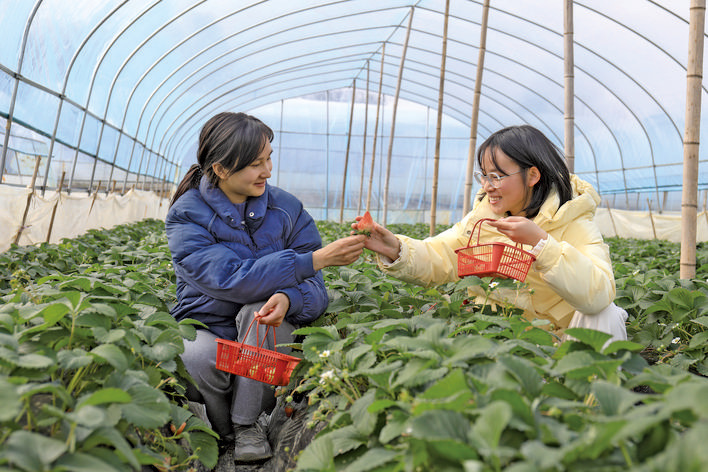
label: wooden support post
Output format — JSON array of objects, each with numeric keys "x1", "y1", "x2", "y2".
[
  {"x1": 14, "y1": 155, "x2": 42, "y2": 245},
  {"x1": 357, "y1": 62, "x2": 370, "y2": 215},
  {"x1": 383, "y1": 7, "x2": 414, "y2": 226},
  {"x1": 366, "y1": 43, "x2": 386, "y2": 212},
  {"x1": 606, "y1": 200, "x2": 617, "y2": 237},
  {"x1": 46, "y1": 171, "x2": 66, "y2": 243},
  {"x1": 88, "y1": 180, "x2": 102, "y2": 216},
  {"x1": 564, "y1": 0, "x2": 575, "y2": 172},
  {"x1": 647, "y1": 199, "x2": 657, "y2": 239},
  {"x1": 680, "y1": 0, "x2": 705, "y2": 279},
  {"x1": 463, "y1": 0, "x2": 490, "y2": 215},
  {"x1": 429, "y1": 0, "x2": 449, "y2": 237},
  {"x1": 339, "y1": 81, "x2": 357, "y2": 223}
]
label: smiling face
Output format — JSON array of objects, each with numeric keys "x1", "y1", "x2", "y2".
[
  {"x1": 213, "y1": 139, "x2": 273, "y2": 204},
  {"x1": 479, "y1": 147, "x2": 539, "y2": 216}
]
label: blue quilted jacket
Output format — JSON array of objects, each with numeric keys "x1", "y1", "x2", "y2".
[{"x1": 165, "y1": 177, "x2": 327, "y2": 340}]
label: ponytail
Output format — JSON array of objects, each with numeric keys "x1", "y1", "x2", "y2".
[{"x1": 170, "y1": 164, "x2": 203, "y2": 207}]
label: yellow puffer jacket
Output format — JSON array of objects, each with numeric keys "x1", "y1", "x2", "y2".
[{"x1": 378, "y1": 175, "x2": 615, "y2": 330}]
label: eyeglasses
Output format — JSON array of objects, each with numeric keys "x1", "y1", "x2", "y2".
[{"x1": 473, "y1": 170, "x2": 523, "y2": 188}]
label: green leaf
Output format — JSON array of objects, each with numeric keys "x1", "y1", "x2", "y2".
[
  {"x1": 350, "y1": 389, "x2": 378, "y2": 435},
  {"x1": 82, "y1": 427, "x2": 140, "y2": 471},
  {"x1": 76, "y1": 387, "x2": 132, "y2": 408},
  {"x1": 408, "y1": 409, "x2": 470, "y2": 444},
  {"x1": 591, "y1": 380, "x2": 643, "y2": 416},
  {"x1": 341, "y1": 448, "x2": 399, "y2": 472},
  {"x1": 90, "y1": 344, "x2": 128, "y2": 371},
  {"x1": 4, "y1": 430, "x2": 67, "y2": 471},
  {"x1": 498, "y1": 355, "x2": 543, "y2": 397},
  {"x1": 471, "y1": 401, "x2": 512, "y2": 451},
  {"x1": 55, "y1": 451, "x2": 123, "y2": 472},
  {"x1": 0, "y1": 378, "x2": 21, "y2": 421},
  {"x1": 119, "y1": 384, "x2": 171, "y2": 428},
  {"x1": 17, "y1": 353, "x2": 55, "y2": 369},
  {"x1": 295, "y1": 435, "x2": 335, "y2": 471},
  {"x1": 689, "y1": 330, "x2": 708, "y2": 349},
  {"x1": 563, "y1": 328, "x2": 613, "y2": 352}
]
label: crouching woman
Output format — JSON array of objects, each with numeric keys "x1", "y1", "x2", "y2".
[{"x1": 166, "y1": 112, "x2": 366, "y2": 461}]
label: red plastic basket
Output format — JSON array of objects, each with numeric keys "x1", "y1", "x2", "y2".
[
  {"x1": 215, "y1": 318, "x2": 301, "y2": 386},
  {"x1": 454, "y1": 218, "x2": 536, "y2": 281}
]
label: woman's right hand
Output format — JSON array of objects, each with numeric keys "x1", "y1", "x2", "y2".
[
  {"x1": 351, "y1": 215, "x2": 401, "y2": 261},
  {"x1": 312, "y1": 235, "x2": 367, "y2": 271}
]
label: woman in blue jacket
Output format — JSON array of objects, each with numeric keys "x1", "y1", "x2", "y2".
[{"x1": 165, "y1": 112, "x2": 366, "y2": 462}]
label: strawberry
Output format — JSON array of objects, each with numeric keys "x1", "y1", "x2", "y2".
[{"x1": 354, "y1": 211, "x2": 374, "y2": 237}]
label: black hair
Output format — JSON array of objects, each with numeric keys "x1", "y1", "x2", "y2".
[
  {"x1": 476, "y1": 125, "x2": 572, "y2": 218},
  {"x1": 170, "y1": 112, "x2": 274, "y2": 207}
]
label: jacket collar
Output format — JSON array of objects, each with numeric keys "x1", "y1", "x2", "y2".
[{"x1": 199, "y1": 176, "x2": 269, "y2": 231}]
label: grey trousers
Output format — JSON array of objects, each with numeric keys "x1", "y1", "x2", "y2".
[{"x1": 181, "y1": 302, "x2": 297, "y2": 437}]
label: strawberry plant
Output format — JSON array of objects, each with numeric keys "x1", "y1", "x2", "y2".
[
  {"x1": 284, "y1": 223, "x2": 708, "y2": 471},
  {"x1": 0, "y1": 220, "x2": 218, "y2": 471}
]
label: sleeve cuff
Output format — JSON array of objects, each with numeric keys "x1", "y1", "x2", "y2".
[
  {"x1": 294, "y1": 252, "x2": 316, "y2": 282},
  {"x1": 377, "y1": 238, "x2": 406, "y2": 269},
  {"x1": 279, "y1": 287, "x2": 304, "y2": 317}
]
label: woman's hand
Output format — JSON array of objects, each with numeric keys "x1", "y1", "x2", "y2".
[
  {"x1": 312, "y1": 235, "x2": 367, "y2": 271},
  {"x1": 254, "y1": 292, "x2": 290, "y2": 326},
  {"x1": 351, "y1": 215, "x2": 401, "y2": 261},
  {"x1": 485, "y1": 217, "x2": 548, "y2": 246}
]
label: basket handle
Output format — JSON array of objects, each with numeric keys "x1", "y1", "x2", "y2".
[
  {"x1": 464, "y1": 218, "x2": 497, "y2": 248},
  {"x1": 241, "y1": 315, "x2": 276, "y2": 351}
]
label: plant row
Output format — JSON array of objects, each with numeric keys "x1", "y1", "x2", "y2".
[
  {"x1": 1, "y1": 219, "x2": 708, "y2": 471},
  {"x1": 0, "y1": 220, "x2": 218, "y2": 472}
]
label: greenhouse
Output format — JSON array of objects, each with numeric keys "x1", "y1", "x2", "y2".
[{"x1": 3, "y1": 1, "x2": 708, "y2": 471}]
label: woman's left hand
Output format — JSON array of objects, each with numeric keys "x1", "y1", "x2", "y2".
[
  {"x1": 486, "y1": 216, "x2": 548, "y2": 246},
  {"x1": 254, "y1": 292, "x2": 290, "y2": 326}
]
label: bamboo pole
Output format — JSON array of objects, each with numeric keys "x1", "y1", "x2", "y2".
[
  {"x1": 382, "y1": 7, "x2": 414, "y2": 226},
  {"x1": 357, "y1": 62, "x2": 371, "y2": 215},
  {"x1": 14, "y1": 155, "x2": 42, "y2": 245},
  {"x1": 680, "y1": 0, "x2": 705, "y2": 279},
  {"x1": 339, "y1": 82, "x2": 357, "y2": 223},
  {"x1": 463, "y1": 0, "x2": 491, "y2": 216},
  {"x1": 647, "y1": 199, "x2": 657, "y2": 239},
  {"x1": 429, "y1": 0, "x2": 450, "y2": 237},
  {"x1": 662, "y1": 190, "x2": 669, "y2": 213},
  {"x1": 366, "y1": 43, "x2": 386, "y2": 212},
  {"x1": 564, "y1": 0, "x2": 575, "y2": 172},
  {"x1": 605, "y1": 200, "x2": 617, "y2": 237},
  {"x1": 88, "y1": 180, "x2": 102, "y2": 217},
  {"x1": 46, "y1": 171, "x2": 66, "y2": 243}
]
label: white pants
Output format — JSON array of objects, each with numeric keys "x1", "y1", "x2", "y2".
[{"x1": 562, "y1": 302, "x2": 628, "y2": 346}]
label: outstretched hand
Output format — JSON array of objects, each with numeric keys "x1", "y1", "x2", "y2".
[
  {"x1": 312, "y1": 235, "x2": 367, "y2": 271},
  {"x1": 485, "y1": 216, "x2": 548, "y2": 247},
  {"x1": 351, "y1": 214, "x2": 401, "y2": 261}
]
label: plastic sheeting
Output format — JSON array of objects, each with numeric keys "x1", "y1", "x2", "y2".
[
  {"x1": 1, "y1": 183, "x2": 706, "y2": 255},
  {"x1": 1, "y1": 1, "x2": 706, "y2": 220},
  {"x1": 0, "y1": 185, "x2": 168, "y2": 252}
]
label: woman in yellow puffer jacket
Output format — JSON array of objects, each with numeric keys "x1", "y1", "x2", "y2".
[{"x1": 355, "y1": 124, "x2": 627, "y2": 341}]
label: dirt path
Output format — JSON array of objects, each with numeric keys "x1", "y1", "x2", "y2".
[{"x1": 189, "y1": 394, "x2": 322, "y2": 472}]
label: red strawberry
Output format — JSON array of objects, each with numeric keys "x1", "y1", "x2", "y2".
[{"x1": 354, "y1": 211, "x2": 374, "y2": 237}]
